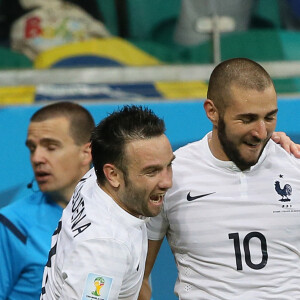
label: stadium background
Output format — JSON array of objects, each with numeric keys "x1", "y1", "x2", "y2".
[{"x1": 1, "y1": 0, "x2": 300, "y2": 299}]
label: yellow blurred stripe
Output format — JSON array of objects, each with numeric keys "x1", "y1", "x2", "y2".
[
  {"x1": 34, "y1": 37, "x2": 161, "y2": 69},
  {"x1": 155, "y1": 81, "x2": 208, "y2": 99},
  {"x1": 0, "y1": 86, "x2": 36, "y2": 105}
]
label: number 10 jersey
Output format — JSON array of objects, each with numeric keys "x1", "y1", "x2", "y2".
[{"x1": 147, "y1": 133, "x2": 300, "y2": 300}]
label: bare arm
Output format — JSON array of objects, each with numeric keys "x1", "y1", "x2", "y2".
[
  {"x1": 138, "y1": 239, "x2": 164, "y2": 300},
  {"x1": 271, "y1": 132, "x2": 300, "y2": 158}
]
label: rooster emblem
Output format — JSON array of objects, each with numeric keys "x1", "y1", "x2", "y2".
[{"x1": 274, "y1": 181, "x2": 292, "y2": 202}]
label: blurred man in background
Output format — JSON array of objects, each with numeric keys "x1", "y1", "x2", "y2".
[{"x1": 0, "y1": 101, "x2": 94, "y2": 300}]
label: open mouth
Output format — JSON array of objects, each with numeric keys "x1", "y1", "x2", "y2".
[
  {"x1": 244, "y1": 141, "x2": 261, "y2": 148},
  {"x1": 35, "y1": 171, "x2": 51, "y2": 182},
  {"x1": 150, "y1": 194, "x2": 165, "y2": 204}
]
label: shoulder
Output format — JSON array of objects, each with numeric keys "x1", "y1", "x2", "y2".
[
  {"x1": 0, "y1": 195, "x2": 36, "y2": 245},
  {"x1": 171, "y1": 134, "x2": 211, "y2": 183},
  {"x1": 175, "y1": 138, "x2": 204, "y2": 156},
  {"x1": 267, "y1": 140, "x2": 300, "y2": 166},
  {"x1": 64, "y1": 221, "x2": 140, "y2": 271},
  {"x1": 0, "y1": 192, "x2": 61, "y2": 241},
  {"x1": 0, "y1": 192, "x2": 42, "y2": 220},
  {"x1": 73, "y1": 236, "x2": 133, "y2": 257},
  {"x1": 70, "y1": 210, "x2": 144, "y2": 248},
  {"x1": 174, "y1": 135, "x2": 208, "y2": 164},
  {"x1": 68, "y1": 180, "x2": 145, "y2": 246}
]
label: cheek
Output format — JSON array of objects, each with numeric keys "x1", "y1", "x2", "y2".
[
  {"x1": 227, "y1": 124, "x2": 251, "y2": 141},
  {"x1": 134, "y1": 177, "x2": 154, "y2": 193},
  {"x1": 268, "y1": 122, "x2": 277, "y2": 133},
  {"x1": 53, "y1": 150, "x2": 82, "y2": 172},
  {"x1": 143, "y1": 178, "x2": 159, "y2": 193}
]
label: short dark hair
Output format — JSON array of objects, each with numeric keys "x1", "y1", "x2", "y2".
[
  {"x1": 207, "y1": 57, "x2": 274, "y2": 114},
  {"x1": 30, "y1": 101, "x2": 95, "y2": 145},
  {"x1": 91, "y1": 105, "x2": 166, "y2": 184}
]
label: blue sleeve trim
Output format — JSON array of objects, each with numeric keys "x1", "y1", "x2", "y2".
[{"x1": 0, "y1": 214, "x2": 27, "y2": 244}]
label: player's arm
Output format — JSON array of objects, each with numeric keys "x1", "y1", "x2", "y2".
[
  {"x1": 138, "y1": 239, "x2": 164, "y2": 300},
  {"x1": 58, "y1": 239, "x2": 129, "y2": 299},
  {"x1": 272, "y1": 131, "x2": 300, "y2": 158}
]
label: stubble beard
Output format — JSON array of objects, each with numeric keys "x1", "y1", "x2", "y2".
[
  {"x1": 122, "y1": 174, "x2": 154, "y2": 217},
  {"x1": 217, "y1": 117, "x2": 268, "y2": 171}
]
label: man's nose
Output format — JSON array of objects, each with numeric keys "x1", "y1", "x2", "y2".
[
  {"x1": 158, "y1": 168, "x2": 173, "y2": 190},
  {"x1": 252, "y1": 120, "x2": 267, "y2": 140},
  {"x1": 31, "y1": 147, "x2": 46, "y2": 165}
]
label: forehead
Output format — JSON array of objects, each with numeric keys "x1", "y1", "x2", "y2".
[
  {"x1": 125, "y1": 135, "x2": 173, "y2": 168},
  {"x1": 27, "y1": 116, "x2": 73, "y2": 143},
  {"x1": 226, "y1": 84, "x2": 277, "y2": 114}
]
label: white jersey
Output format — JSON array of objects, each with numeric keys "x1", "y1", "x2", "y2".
[
  {"x1": 41, "y1": 168, "x2": 148, "y2": 300},
  {"x1": 147, "y1": 133, "x2": 300, "y2": 300}
]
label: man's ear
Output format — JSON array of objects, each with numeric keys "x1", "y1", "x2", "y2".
[
  {"x1": 103, "y1": 164, "x2": 121, "y2": 188},
  {"x1": 81, "y1": 142, "x2": 92, "y2": 166},
  {"x1": 204, "y1": 99, "x2": 219, "y2": 126}
]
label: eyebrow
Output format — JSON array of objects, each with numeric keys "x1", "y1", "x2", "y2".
[
  {"x1": 266, "y1": 109, "x2": 279, "y2": 116},
  {"x1": 25, "y1": 138, "x2": 62, "y2": 147},
  {"x1": 142, "y1": 154, "x2": 176, "y2": 172},
  {"x1": 237, "y1": 109, "x2": 278, "y2": 118}
]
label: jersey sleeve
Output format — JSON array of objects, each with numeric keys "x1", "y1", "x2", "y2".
[
  {"x1": 59, "y1": 238, "x2": 131, "y2": 299},
  {"x1": 0, "y1": 214, "x2": 27, "y2": 298},
  {"x1": 146, "y1": 207, "x2": 169, "y2": 240}
]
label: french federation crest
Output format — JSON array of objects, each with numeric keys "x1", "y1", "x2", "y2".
[{"x1": 274, "y1": 180, "x2": 292, "y2": 202}]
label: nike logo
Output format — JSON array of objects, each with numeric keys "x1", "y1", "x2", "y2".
[{"x1": 187, "y1": 192, "x2": 216, "y2": 201}]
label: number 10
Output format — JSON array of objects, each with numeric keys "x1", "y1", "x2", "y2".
[{"x1": 228, "y1": 231, "x2": 268, "y2": 270}]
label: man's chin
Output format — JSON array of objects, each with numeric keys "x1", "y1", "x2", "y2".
[
  {"x1": 38, "y1": 183, "x2": 53, "y2": 193},
  {"x1": 235, "y1": 157, "x2": 260, "y2": 170},
  {"x1": 149, "y1": 206, "x2": 163, "y2": 218}
]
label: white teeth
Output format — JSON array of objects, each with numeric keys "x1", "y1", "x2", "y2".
[
  {"x1": 246, "y1": 142, "x2": 258, "y2": 146},
  {"x1": 150, "y1": 194, "x2": 164, "y2": 203},
  {"x1": 151, "y1": 199, "x2": 160, "y2": 203}
]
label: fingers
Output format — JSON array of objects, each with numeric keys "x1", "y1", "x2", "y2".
[
  {"x1": 290, "y1": 143, "x2": 300, "y2": 158},
  {"x1": 271, "y1": 131, "x2": 290, "y2": 153},
  {"x1": 271, "y1": 132, "x2": 281, "y2": 143}
]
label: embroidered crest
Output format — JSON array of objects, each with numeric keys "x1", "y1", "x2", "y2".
[{"x1": 274, "y1": 180, "x2": 292, "y2": 202}]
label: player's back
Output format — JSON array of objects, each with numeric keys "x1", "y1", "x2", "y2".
[{"x1": 41, "y1": 168, "x2": 148, "y2": 300}]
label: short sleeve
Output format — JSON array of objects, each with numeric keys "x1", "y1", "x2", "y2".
[
  {"x1": 146, "y1": 208, "x2": 169, "y2": 240},
  {"x1": 60, "y1": 238, "x2": 131, "y2": 299}
]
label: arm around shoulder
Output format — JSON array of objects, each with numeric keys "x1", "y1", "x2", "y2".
[{"x1": 271, "y1": 131, "x2": 300, "y2": 158}]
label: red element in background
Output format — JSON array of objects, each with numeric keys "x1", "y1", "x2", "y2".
[{"x1": 25, "y1": 16, "x2": 42, "y2": 38}]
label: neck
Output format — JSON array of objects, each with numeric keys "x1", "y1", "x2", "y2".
[
  {"x1": 208, "y1": 129, "x2": 229, "y2": 161},
  {"x1": 46, "y1": 191, "x2": 70, "y2": 208},
  {"x1": 97, "y1": 181, "x2": 119, "y2": 206},
  {"x1": 98, "y1": 181, "x2": 138, "y2": 217}
]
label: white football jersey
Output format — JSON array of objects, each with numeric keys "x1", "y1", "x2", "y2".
[
  {"x1": 147, "y1": 133, "x2": 300, "y2": 299},
  {"x1": 41, "y1": 168, "x2": 148, "y2": 300}
]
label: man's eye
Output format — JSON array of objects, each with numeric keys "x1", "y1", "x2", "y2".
[
  {"x1": 47, "y1": 145, "x2": 57, "y2": 151},
  {"x1": 28, "y1": 146, "x2": 35, "y2": 153},
  {"x1": 265, "y1": 116, "x2": 276, "y2": 122},
  {"x1": 146, "y1": 170, "x2": 158, "y2": 177},
  {"x1": 26, "y1": 144, "x2": 36, "y2": 153},
  {"x1": 241, "y1": 119, "x2": 252, "y2": 124}
]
